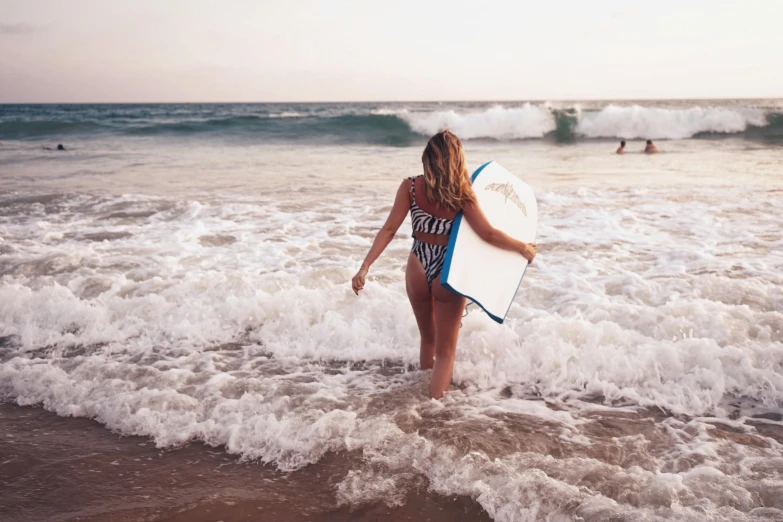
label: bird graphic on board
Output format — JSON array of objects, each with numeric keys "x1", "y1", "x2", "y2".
[{"x1": 485, "y1": 182, "x2": 527, "y2": 216}]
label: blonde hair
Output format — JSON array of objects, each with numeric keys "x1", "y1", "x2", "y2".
[{"x1": 421, "y1": 130, "x2": 476, "y2": 212}]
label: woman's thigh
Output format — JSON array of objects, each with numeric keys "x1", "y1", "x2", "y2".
[
  {"x1": 431, "y1": 277, "x2": 465, "y2": 305},
  {"x1": 430, "y1": 278, "x2": 465, "y2": 353},
  {"x1": 406, "y1": 252, "x2": 432, "y2": 303}
]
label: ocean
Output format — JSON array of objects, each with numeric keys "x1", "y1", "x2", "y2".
[{"x1": 1, "y1": 100, "x2": 782, "y2": 521}]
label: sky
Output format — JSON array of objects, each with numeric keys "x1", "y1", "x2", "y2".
[{"x1": 1, "y1": 0, "x2": 782, "y2": 103}]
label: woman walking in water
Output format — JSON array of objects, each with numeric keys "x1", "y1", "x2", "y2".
[{"x1": 351, "y1": 131, "x2": 536, "y2": 398}]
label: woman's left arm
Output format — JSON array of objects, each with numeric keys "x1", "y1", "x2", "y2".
[{"x1": 352, "y1": 180, "x2": 410, "y2": 295}]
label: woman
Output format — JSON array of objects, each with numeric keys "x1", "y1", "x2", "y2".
[{"x1": 351, "y1": 131, "x2": 536, "y2": 399}]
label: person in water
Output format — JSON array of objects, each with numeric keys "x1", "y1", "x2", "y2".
[
  {"x1": 351, "y1": 130, "x2": 536, "y2": 399},
  {"x1": 616, "y1": 140, "x2": 626, "y2": 154},
  {"x1": 644, "y1": 139, "x2": 659, "y2": 153},
  {"x1": 42, "y1": 144, "x2": 66, "y2": 151}
]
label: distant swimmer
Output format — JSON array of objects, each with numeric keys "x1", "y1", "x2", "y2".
[
  {"x1": 57, "y1": 144, "x2": 66, "y2": 151},
  {"x1": 644, "y1": 140, "x2": 659, "y2": 153},
  {"x1": 42, "y1": 144, "x2": 66, "y2": 151},
  {"x1": 616, "y1": 140, "x2": 626, "y2": 154}
]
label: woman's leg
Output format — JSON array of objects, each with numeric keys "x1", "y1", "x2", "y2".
[
  {"x1": 405, "y1": 253, "x2": 435, "y2": 369},
  {"x1": 429, "y1": 279, "x2": 466, "y2": 399}
]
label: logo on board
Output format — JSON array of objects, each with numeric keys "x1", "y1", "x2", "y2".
[{"x1": 486, "y1": 182, "x2": 527, "y2": 216}]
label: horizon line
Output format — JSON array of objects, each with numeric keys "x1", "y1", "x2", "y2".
[{"x1": 1, "y1": 95, "x2": 781, "y2": 105}]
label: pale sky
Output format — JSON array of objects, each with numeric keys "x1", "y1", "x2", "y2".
[{"x1": 1, "y1": 0, "x2": 781, "y2": 103}]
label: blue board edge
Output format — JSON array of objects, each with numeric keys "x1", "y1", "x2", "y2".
[{"x1": 439, "y1": 160, "x2": 531, "y2": 325}]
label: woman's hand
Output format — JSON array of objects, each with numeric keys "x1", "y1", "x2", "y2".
[
  {"x1": 352, "y1": 267, "x2": 368, "y2": 295},
  {"x1": 520, "y1": 242, "x2": 537, "y2": 264}
]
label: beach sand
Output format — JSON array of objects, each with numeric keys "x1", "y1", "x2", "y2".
[{"x1": 0, "y1": 402, "x2": 492, "y2": 522}]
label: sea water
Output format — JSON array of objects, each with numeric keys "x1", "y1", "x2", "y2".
[{"x1": 1, "y1": 101, "x2": 782, "y2": 521}]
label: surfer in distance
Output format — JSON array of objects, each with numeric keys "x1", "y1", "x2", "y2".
[
  {"x1": 351, "y1": 130, "x2": 536, "y2": 399},
  {"x1": 644, "y1": 139, "x2": 659, "y2": 153},
  {"x1": 616, "y1": 140, "x2": 626, "y2": 154}
]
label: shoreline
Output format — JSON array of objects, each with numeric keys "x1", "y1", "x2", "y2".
[{"x1": 0, "y1": 402, "x2": 492, "y2": 522}]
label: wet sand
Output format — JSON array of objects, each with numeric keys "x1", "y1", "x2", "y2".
[{"x1": 0, "y1": 402, "x2": 491, "y2": 522}]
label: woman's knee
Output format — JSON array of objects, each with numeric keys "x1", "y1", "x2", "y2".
[
  {"x1": 435, "y1": 340, "x2": 457, "y2": 358},
  {"x1": 421, "y1": 330, "x2": 436, "y2": 345}
]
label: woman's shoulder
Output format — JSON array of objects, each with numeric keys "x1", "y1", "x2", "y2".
[
  {"x1": 403, "y1": 176, "x2": 422, "y2": 189},
  {"x1": 396, "y1": 178, "x2": 414, "y2": 198}
]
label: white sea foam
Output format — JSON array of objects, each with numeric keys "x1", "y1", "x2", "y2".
[
  {"x1": 402, "y1": 104, "x2": 556, "y2": 139},
  {"x1": 268, "y1": 111, "x2": 308, "y2": 118},
  {"x1": 576, "y1": 105, "x2": 769, "y2": 140},
  {"x1": 1, "y1": 182, "x2": 782, "y2": 520},
  {"x1": 395, "y1": 104, "x2": 771, "y2": 141}
]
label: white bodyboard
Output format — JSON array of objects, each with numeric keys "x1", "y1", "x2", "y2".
[{"x1": 440, "y1": 161, "x2": 538, "y2": 323}]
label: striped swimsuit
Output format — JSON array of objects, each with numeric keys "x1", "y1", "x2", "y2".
[{"x1": 409, "y1": 176, "x2": 454, "y2": 286}]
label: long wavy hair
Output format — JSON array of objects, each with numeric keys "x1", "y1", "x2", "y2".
[{"x1": 421, "y1": 130, "x2": 476, "y2": 212}]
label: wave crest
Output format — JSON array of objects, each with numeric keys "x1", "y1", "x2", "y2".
[
  {"x1": 402, "y1": 104, "x2": 555, "y2": 140},
  {"x1": 576, "y1": 105, "x2": 770, "y2": 140},
  {"x1": 403, "y1": 104, "x2": 777, "y2": 141}
]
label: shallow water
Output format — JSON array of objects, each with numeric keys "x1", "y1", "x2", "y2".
[
  {"x1": 0, "y1": 403, "x2": 492, "y2": 521},
  {"x1": 1, "y1": 101, "x2": 783, "y2": 521}
]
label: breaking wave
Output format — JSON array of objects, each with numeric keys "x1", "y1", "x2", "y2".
[{"x1": 1, "y1": 103, "x2": 781, "y2": 145}]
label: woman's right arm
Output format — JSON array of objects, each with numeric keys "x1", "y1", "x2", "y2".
[{"x1": 462, "y1": 204, "x2": 536, "y2": 263}]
